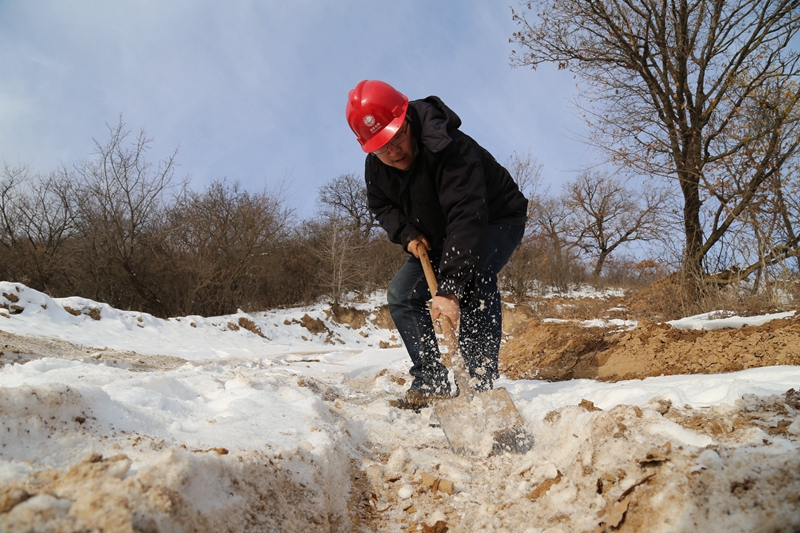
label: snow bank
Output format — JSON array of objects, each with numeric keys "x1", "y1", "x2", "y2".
[{"x1": 2, "y1": 282, "x2": 800, "y2": 531}]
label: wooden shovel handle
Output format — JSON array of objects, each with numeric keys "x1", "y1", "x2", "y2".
[
  {"x1": 416, "y1": 243, "x2": 439, "y2": 296},
  {"x1": 416, "y1": 243, "x2": 459, "y2": 367}
]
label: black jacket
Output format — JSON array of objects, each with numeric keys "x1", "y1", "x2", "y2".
[{"x1": 365, "y1": 96, "x2": 528, "y2": 296}]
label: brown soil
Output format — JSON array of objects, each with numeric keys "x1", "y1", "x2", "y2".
[{"x1": 500, "y1": 308, "x2": 800, "y2": 382}]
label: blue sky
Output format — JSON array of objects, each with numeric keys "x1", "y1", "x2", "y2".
[{"x1": 0, "y1": 1, "x2": 593, "y2": 217}]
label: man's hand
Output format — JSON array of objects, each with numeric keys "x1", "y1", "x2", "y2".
[
  {"x1": 431, "y1": 294, "x2": 460, "y2": 328},
  {"x1": 407, "y1": 235, "x2": 431, "y2": 258}
]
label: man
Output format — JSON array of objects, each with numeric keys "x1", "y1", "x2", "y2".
[{"x1": 345, "y1": 80, "x2": 528, "y2": 408}]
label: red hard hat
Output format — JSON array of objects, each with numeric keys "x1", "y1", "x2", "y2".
[{"x1": 346, "y1": 80, "x2": 409, "y2": 153}]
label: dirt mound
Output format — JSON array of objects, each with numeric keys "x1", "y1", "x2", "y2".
[{"x1": 500, "y1": 314, "x2": 800, "y2": 382}]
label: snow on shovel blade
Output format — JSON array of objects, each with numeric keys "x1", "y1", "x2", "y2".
[{"x1": 434, "y1": 388, "x2": 533, "y2": 457}]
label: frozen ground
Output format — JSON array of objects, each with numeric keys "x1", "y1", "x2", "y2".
[{"x1": 1, "y1": 281, "x2": 799, "y2": 532}]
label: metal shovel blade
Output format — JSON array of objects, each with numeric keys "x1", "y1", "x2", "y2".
[{"x1": 434, "y1": 388, "x2": 534, "y2": 457}]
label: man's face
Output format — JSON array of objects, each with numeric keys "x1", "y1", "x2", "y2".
[{"x1": 375, "y1": 121, "x2": 413, "y2": 170}]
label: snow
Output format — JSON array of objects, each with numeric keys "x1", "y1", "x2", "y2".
[
  {"x1": 668, "y1": 310, "x2": 796, "y2": 331},
  {"x1": 1, "y1": 280, "x2": 799, "y2": 532}
]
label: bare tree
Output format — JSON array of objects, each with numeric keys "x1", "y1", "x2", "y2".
[
  {"x1": 316, "y1": 173, "x2": 377, "y2": 239},
  {"x1": 315, "y1": 173, "x2": 406, "y2": 299},
  {"x1": 511, "y1": 0, "x2": 800, "y2": 284},
  {"x1": 501, "y1": 152, "x2": 546, "y2": 299},
  {"x1": 506, "y1": 151, "x2": 545, "y2": 215},
  {"x1": 71, "y1": 118, "x2": 186, "y2": 315},
  {"x1": 304, "y1": 217, "x2": 370, "y2": 304},
  {"x1": 563, "y1": 170, "x2": 667, "y2": 277},
  {"x1": 0, "y1": 164, "x2": 27, "y2": 281},
  {"x1": 0, "y1": 163, "x2": 76, "y2": 290},
  {"x1": 0, "y1": 165, "x2": 28, "y2": 284},
  {"x1": 529, "y1": 195, "x2": 585, "y2": 291},
  {"x1": 165, "y1": 178, "x2": 294, "y2": 315}
]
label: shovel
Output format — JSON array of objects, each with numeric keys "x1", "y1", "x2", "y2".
[{"x1": 417, "y1": 243, "x2": 533, "y2": 456}]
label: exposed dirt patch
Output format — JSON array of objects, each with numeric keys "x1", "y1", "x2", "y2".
[
  {"x1": 327, "y1": 303, "x2": 396, "y2": 332},
  {"x1": 369, "y1": 305, "x2": 396, "y2": 331},
  {"x1": 300, "y1": 314, "x2": 331, "y2": 335},
  {"x1": 501, "y1": 320, "x2": 610, "y2": 381},
  {"x1": 500, "y1": 313, "x2": 800, "y2": 382},
  {"x1": 238, "y1": 316, "x2": 266, "y2": 338},
  {"x1": 329, "y1": 303, "x2": 370, "y2": 329}
]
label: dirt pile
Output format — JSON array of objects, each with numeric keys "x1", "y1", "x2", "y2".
[{"x1": 501, "y1": 312, "x2": 800, "y2": 382}]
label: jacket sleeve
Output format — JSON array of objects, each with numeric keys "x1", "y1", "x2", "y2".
[{"x1": 434, "y1": 135, "x2": 489, "y2": 297}]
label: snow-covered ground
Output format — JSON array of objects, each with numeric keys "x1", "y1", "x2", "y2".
[{"x1": 1, "y1": 280, "x2": 799, "y2": 532}]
